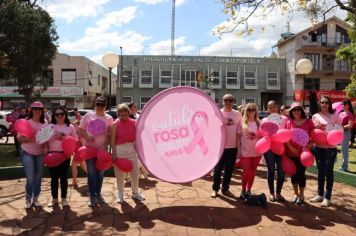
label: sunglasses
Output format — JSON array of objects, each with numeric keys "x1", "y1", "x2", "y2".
[
  {"x1": 292, "y1": 108, "x2": 302, "y2": 112},
  {"x1": 95, "y1": 103, "x2": 106, "y2": 107},
  {"x1": 31, "y1": 107, "x2": 43, "y2": 111},
  {"x1": 320, "y1": 101, "x2": 329, "y2": 104},
  {"x1": 55, "y1": 112, "x2": 65, "y2": 117},
  {"x1": 247, "y1": 108, "x2": 256, "y2": 112},
  {"x1": 224, "y1": 99, "x2": 233, "y2": 103}
]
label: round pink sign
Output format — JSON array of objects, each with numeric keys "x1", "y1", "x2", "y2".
[{"x1": 136, "y1": 87, "x2": 226, "y2": 183}]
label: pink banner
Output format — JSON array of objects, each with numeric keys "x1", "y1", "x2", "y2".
[{"x1": 135, "y1": 87, "x2": 226, "y2": 183}]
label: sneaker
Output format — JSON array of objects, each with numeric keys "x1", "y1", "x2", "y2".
[
  {"x1": 97, "y1": 195, "x2": 105, "y2": 204},
  {"x1": 117, "y1": 194, "x2": 124, "y2": 204},
  {"x1": 222, "y1": 190, "x2": 235, "y2": 198},
  {"x1": 48, "y1": 198, "x2": 58, "y2": 207},
  {"x1": 210, "y1": 190, "x2": 218, "y2": 198},
  {"x1": 291, "y1": 196, "x2": 298, "y2": 204},
  {"x1": 132, "y1": 192, "x2": 145, "y2": 201},
  {"x1": 24, "y1": 199, "x2": 32, "y2": 209},
  {"x1": 245, "y1": 191, "x2": 252, "y2": 198},
  {"x1": 296, "y1": 198, "x2": 304, "y2": 206},
  {"x1": 33, "y1": 198, "x2": 41, "y2": 207},
  {"x1": 88, "y1": 197, "x2": 97, "y2": 207},
  {"x1": 321, "y1": 199, "x2": 330, "y2": 207},
  {"x1": 61, "y1": 198, "x2": 69, "y2": 207},
  {"x1": 310, "y1": 195, "x2": 323, "y2": 203},
  {"x1": 240, "y1": 191, "x2": 246, "y2": 200}
]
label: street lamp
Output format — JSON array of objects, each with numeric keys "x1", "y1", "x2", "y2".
[
  {"x1": 102, "y1": 52, "x2": 119, "y2": 110},
  {"x1": 120, "y1": 46, "x2": 123, "y2": 104},
  {"x1": 296, "y1": 58, "x2": 313, "y2": 107}
]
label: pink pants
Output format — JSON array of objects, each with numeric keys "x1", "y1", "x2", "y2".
[{"x1": 240, "y1": 156, "x2": 261, "y2": 192}]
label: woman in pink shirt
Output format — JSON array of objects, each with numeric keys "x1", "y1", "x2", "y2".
[
  {"x1": 285, "y1": 102, "x2": 314, "y2": 205},
  {"x1": 111, "y1": 103, "x2": 145, "y2": 203},
  {"x1": 238, "y1": 103, "x2": 262, "y2": 199},
  {"x1": 17, "y1": 101, "x2": 47, "y2": 209},
  {"x1": 310, "y1": 96, "x2": 342, "y2": 207},
  {"x1": 45, "y1": 107, "x2": 78, "y2": 207}
]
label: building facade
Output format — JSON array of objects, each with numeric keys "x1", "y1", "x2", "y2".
[
  {"x1": 116, "y1": 55, "x2": 286, "y2": 111},
  {"x1": 277, "y1": 16, "x2": 352, "y2": 106},
  {"x1": 0, "y1": 53, "x2": 116, "y2": 110}
]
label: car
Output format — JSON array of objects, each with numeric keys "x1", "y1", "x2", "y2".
[
  {"x1": 0, "y1": 111, "x2": 12, "y2": 137},
  {"x1": 106, "y1": 110, "x2": 118, "y2": 120},
  {"x1": 258, "y1": 111, "x2": 268, "y2": 120},
  {"x1": 67, "y1": 109, "x2": 91, "y2": 122}
]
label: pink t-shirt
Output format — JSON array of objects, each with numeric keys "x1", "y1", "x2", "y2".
[
  {"x1": 221, "y1": 109, "x2": 242, "y2": 149},
  {"x1": 239, "y1": 121, "x2": 261, "y2": 158},
  {"x1": 79, "y1": 112, "x2": 113, "y2": 150},
  {"x1": 48, "y1": 124, "x2": 78, "y2": 152},
  {"x1": 115, "y1": 118, "x2": 136, "y2": 145},
  {"x1": 286, "y1": 119, "x2": 314, "y2": 157},
  {"x1": 20, "y1": 119, "x2": 47, "y2": 156},
  {"x1": 262, "y1": 113, "x2": 288, "y2": 129},
  {"x1": 312, "y1": 112, "x2": 342, "y2": 148},
  {"x1": 339, "y1": 111, "x2": 355, "y2": 126}
]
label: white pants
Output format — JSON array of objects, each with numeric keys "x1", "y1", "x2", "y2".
[{"x1": 114, "y1": 143, "x2": 139, "y2": 195}]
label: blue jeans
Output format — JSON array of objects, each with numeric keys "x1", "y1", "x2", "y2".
[
  {"x1": 86, "y1": 158, "x2": 104, "y2": 198},
  {"x1": 212, "y1": 148, "x2": 237, "y2": 192},
  {"x1": 21, "y1": 150, "x2": 44, "y2": 200},
  {"x1": 313, "y1": 147, "x2": 337, "y2": 200},
  {"x1": 341, "y1": 129, "x2": 351, "y2": 171},
  {"x1": 264, "y1": 150, "x2": 285, "y2": 195}
]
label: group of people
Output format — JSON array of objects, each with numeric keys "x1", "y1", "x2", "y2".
[
  {"x1": 16, "y1": 97, "x2": 145, "y2": 208},
  {"x1": 14, "y1": 93, "x2": 355, "y2": 209},
  {"x1": 212, "y1": 94, "x2": 355, "y2": 208}
]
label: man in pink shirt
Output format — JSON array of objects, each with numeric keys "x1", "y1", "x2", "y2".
[{"x1": 211, "y1": 94, "x2": 242, "y2": 198}]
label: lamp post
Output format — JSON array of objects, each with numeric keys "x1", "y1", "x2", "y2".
[
  {"x1": 102, "y1": 52, "x2": 119, "y2": 110},
  {"x1": 296, "y1": 58, "x2": 313, "y2": 107},
  {"x1": 120, "y1": 46, "x2": 123, "y2": 104}
]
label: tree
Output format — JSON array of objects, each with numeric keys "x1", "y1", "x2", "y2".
[
  {"x1": 0, "y1": 0, "x2": 58, "y2": 101},
  {"x1": 218, "y1": 0, "x2": 356, "y2": 98}
]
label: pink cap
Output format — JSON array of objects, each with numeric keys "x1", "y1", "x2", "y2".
[
  {"x1": 290, "y1": 102, "x2": 302, "y2": 110},
  {"x1": 31, "y1": 101, "x2": 44, "y2": 108}
]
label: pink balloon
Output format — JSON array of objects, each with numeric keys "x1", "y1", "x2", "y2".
[
  {"x1": 271, "y1": 129, "x2": 292, "y2": 143},
  {"x1": 62, "y1": 136, "x2": 77, "y2": 157},
  {"x1": 97, "y1": 150, "x2": 112, "y2": 165},
  {"x1": 291, "y1": 128, "x2": 309, "y2": 147},
  {"x1": 311, "y1": 129, "x2": 328, "y2": 146},
  {"x1": 300, "y1": 148, "x2": 314, "y2": 167},
  {"x1": 260, "y1": 121, "x2": 279, "y2": 136},
  {"x1": 270, "y1": 141, "x2": 286, "y2": 155},
  {"x1": 327, "y1": 130, "x2": 344, "y2": 146},
  {"x1": 78, "y1": 146, "x2": 98, "y2": 160},
  {"x1": 255, "y1": 136, "x2": 272, "y2": 154},
  {"x1": 6, "y1": 115, "x2": 15, "y2": 123},
  {"x1": 15, "y1": 119, "x2": 33, "y2": 138},
  {"x1": 281, "y1": 156, "x2": 296, "y2": 176},
  {"x1": 95, "y1": 161, "x2": 112, "y2": 171},
  {"x1": 114, "y1": 158, "x2": 133, "y2": 172},
  {"x1": 73, "y1": 152, "x2": 83, "y2": 163},
  {"x1": 44, "y1": 153, "x2": 67, "y2": 167}
]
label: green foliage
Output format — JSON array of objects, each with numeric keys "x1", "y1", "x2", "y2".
[{"x1": 0, "y1": 0, "x2": 58, "y2": 101}]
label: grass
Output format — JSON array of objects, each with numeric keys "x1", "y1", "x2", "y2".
[
  {"x1": 335, "y1": 146, "x2": 356, "y2": 173},
  {"x1": 0, "y1": 144, "x2": 21, "y2": 167}
]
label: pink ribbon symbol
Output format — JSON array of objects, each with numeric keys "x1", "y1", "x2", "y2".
[{"x1": 186, "y1": 111, "x2": 209, "y2": 156}]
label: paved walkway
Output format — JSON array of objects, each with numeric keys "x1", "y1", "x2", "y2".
[{"x1": 0, "y1": 166, "x2": 355, "y2": 235}]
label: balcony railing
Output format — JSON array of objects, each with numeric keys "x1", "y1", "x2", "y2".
[{"x1": 296, "y1": 37, "x2": 350, "y2": 50}]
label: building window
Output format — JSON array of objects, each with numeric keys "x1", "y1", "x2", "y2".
[
  {"x1": 335, "y1": 80, "x2": 349, "y2": 91},
  {"x1": 181, "y1": 70, "x2": 197, "y2": 87},
  {"x1": 244, "y1": 70, "x2": 257, "y2": 89},
  {"x1": 304, "y1": 78, "x2": 320, "y2": 90},
  {"x1": 140, "y1": 70, "x2": 152, "y2": 84},
  {"x1": 123, "y1": 69, "x2": 133, "y2": 84},
  {"x1": 267, "y1": 72, "x2": 280, "y2": 89},
  {"x1": 43, "y1": 70, "x2": 53, "y2": 86},
  {"x1": 242, "y1": 98, "x2": 256, "y2": 104},
  {"x1": 160, "y1": 70, "x2": 172, "y2": 84},
  {"x1": 122, "y1": 96, "x2": 132, "y2": 103},
  {"x1": 304, "y1": 53, "x2": 320, "y2": 70},
  {"x1": 140, "y1": 96, "x2": 151, "y2": 110},
  {"x1": 322, "y1": 54, "x2": 335, "y2": 71},
  {"x1": 211, "y1": 71, "x2": 220, "y2": 85},
  {"x1": 336, "y1": 60, "x2": 351, "y2": 72},
  {"x1": 226, "y1": 71, "x2": 239, "y2": 87},
  {"x1": 61, "y1": 69, "x2": 76, "y2": 84}
]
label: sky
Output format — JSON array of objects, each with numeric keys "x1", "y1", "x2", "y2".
[{"x1": 40, "y1": 0, "x2": 347, "y2": 66}]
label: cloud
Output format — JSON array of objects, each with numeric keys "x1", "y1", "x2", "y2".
[
  {"x1": 41, "y1": 0, "x2": 110, "y2": 23},
  {"x1": 147, "y1": 36, "x2": 195, "y2": 55},
  {"x1": 59, "y1": 6, "x2": 151, "y2": 54}
]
